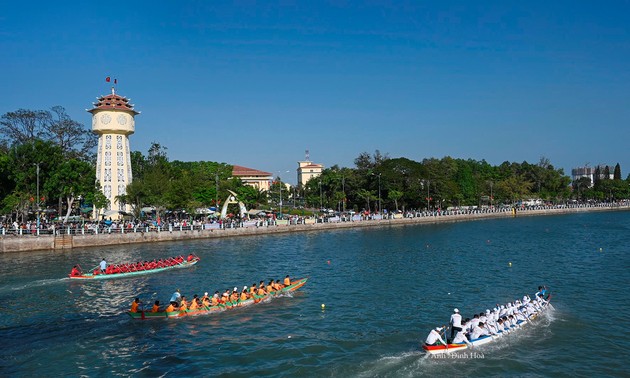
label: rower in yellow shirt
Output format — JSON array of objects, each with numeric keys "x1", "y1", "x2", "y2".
[
  {"x1": 179, "y1": 296, "x2": 188, "y2": 311},
  {"x1": 130, "y1": 298, "x2": 141, "y2": 313},
  {"x1": 284, "y1": 275, "x2": 291, "y2": 286},
  {"x1": 189, "y1": 295, "x2": 199, "y2": 310}
]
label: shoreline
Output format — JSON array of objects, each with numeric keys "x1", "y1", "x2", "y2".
[{"x1": 1, "y1": 205, "x2": 628, "y2": 254}]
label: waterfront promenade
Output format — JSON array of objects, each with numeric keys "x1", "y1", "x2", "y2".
[{"x1": 1, "y1": 202, "x2": 628, "y2": 253}]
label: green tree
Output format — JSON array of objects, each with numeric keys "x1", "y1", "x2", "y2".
[
  {"x1": 388, "y1": 189, "x2": 403, "y2": 211},
  {"x1": 46, "y1": 159, "x2": 96, "y2": 223},
  {"x1": 614, "y1": 163, "x2": 622, "y2": 180}
]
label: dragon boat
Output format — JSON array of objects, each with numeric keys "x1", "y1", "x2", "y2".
[
  {"x1": 127, "y1": 277, "x2": 308, "y2": 320},
  {"x1": 422, "y1": 295, "x2": 552, "y2": 355},
  {"x1": 69, "y1": 256, "x2": 200, "y2": 280}
]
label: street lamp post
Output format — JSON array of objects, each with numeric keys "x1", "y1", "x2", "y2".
[
  {"x1": 34, "y1": 163, "x2": 40, "y2": 232},
  {"x1": 422, "y1": 179, "x2": 430, "y2": 211},
  {"x1": 377, "y1": 173, "x2": 381, "y2": 214},
  {"x1": 279, "y1": 182, "x2": 283, "y2": 217},
  {"x1": 276, "y1": 171, "x2": 289, "y2": 217},
  {"x1": 319, "y1": 179, "x2": 323, "y2": 210},
  {"x1": 215, "y1": 172, "x2": 219, "y2": 209},
  {"x1": 342, "y1": 175, "x2": 345, "y2": 213}
]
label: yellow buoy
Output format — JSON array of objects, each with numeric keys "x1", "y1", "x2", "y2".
[{"x1": 321, "y1": 304, "x2": 326, "y2": 309}]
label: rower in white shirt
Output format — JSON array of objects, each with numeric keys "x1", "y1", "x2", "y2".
[
  {"x1": 452, "y1": 329, "x2": 472, "y2": 346},
  {"x1": 425, "y1": 327, "x2": 446, "y2": 346},
  {"x1": 499, "y1": 305, "x2": 508, "y2": 317},
  {"x1": 469, "y1": 314, "x2": 480, "y2": 329},
  {"x1": 470, "y1": 322, "x2": 490, "y2": 340}
]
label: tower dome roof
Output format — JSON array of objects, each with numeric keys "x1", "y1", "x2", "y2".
[{"x1": 88, "y1": 88, "x2": 139, "y2": 115}]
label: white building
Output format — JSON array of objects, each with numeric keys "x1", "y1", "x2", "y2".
[{"x1": 572, "y1": 165, "x2": 613, "y2": 187}]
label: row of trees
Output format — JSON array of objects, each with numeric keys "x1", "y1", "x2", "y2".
[
  {"x1": 306, "y1": 153, "x2": 630, "y2": 213},
  {"x1": 0, "y1": 108, "x2": 105, "y2": 223},
  {"x1": 2, "y1": 107, "x2": 629, "y2": 223}
]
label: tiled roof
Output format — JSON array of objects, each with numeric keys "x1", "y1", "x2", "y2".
[
  {"x1": 88, "y1": 92, "x2": 139, "y2": 114},
  {"x1": 232, "y1": 165, "x2": 271, "y2": 177}
]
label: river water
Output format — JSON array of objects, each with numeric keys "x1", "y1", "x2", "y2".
[{"x1": 1, "y1": 211, "x2": 629, "y2": 377}]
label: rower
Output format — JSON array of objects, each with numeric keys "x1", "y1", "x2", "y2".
[
  {"x1": 240, "y1": 288, "x2": 248, "y2": 301},
  {"x1": 424, "y1": 327, "x2": 446, "y2": 346},
  {"x1": 180, "y1": 296, "x2": 188, "y2": 311},
  {"x1": 165, "y1": 303, "x2": 175, "y2": 312},
  {"x1": 470, "y1": 322, "x2": 490, "y2": 340},
  {"x1": 189, "y1": 295, "x2": 199, "y2": 310},
  {"x1": 257, "y1": 285, "x2": 266, "y2": 296},
  {"x1": 130, "y1": 298, "x2": 141, "y2": 313},
  {"x1": 151, "y1": 301, "x2": 160, "y2": 312},
  {"x1": 250, "y1": 284, "x2": 257, "y2": 295},
  {"x1": 69, "y1": 266, "x2": 81, "y2": 277},
  {"x1": 284, "y1": 275, "x2": 291, "y2": 286},
  {"x1": 469, "y1": 314, "x2": 480, "y2": 329},
  {"x1": 452, "y1": 329, "x2": 472, "y2": 346},
  {"x1": 211, "y1": 292, "x2": 220, "y2": 306},
  {"x1": 450, "y1": 308, "x2": 462, "y2": 340}
]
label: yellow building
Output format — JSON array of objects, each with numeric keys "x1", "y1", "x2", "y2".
[
  {"x1": 88, "y1": 88, "x2": 138, "y2": 218},
  {"x1": 297, "y1": 160, "x2": 324, "y2": 186},
  {"x1": 232, "y1": 165, "x2": 272, "y2": 192}
]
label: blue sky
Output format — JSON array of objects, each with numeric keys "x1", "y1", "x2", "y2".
[{"x1": 2, "y1": 1, "x2": 629, "y2": 184}]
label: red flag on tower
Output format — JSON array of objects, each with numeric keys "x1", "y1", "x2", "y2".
[{"x1": 105, "y1": 77, "x2": 111, "y2": 82}]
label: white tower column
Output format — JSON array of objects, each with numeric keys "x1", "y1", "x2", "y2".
[{"x1": 88, "y1": 88, "x2": 139, "y2": 219}]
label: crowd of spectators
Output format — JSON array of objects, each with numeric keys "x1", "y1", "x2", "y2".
[{"x1": 1, "y1": 200, "x2": 628, "y2": 236}]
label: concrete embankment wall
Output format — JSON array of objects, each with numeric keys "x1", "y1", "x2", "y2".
[{"x1": 1, "y1": 206, "x2": 626, "y2": 254}]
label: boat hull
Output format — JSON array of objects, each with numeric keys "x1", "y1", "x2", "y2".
[
  {"x1": 128, "y1": 277, "x2": 308, "y2": 320},
  {"x1": 69, "y1": 259, "x2": 199, "y2": 280}
]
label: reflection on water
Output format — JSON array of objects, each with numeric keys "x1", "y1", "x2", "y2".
[{"x1": 1, "y1": 211, "x2": 629, "y2": 376}]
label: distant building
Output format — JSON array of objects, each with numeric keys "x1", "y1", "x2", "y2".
[
  {"x1": 572, "y1": 165, "x2": 613, "y2": 187},
  {"x1": 571, "y1": 166, "x2": 594, "y2": 187},
  {"x1": 232, "y1": 165, "x2": 272, "y2": 191},
  {"x1": 297, "y1": 151, "x2": 323, "y2": 186}
]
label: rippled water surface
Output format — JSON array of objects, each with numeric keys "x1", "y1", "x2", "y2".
[{"x1": 1, "y1": 211, "x2": 629, "y2": 377}]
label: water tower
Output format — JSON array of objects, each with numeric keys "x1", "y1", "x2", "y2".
[{"x1": 88, "y1": 87, "x2": 139, "y2": 218}]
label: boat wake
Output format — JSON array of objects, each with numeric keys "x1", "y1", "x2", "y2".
[
  {"x1": 0, "y1": 277, "x2": 68, "y2": 293},
  {"x1": 356, "y1": 351, "x2": 450, "y2": 378}
]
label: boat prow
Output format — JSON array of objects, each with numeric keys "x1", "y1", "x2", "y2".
[{"x1": 422, "y1": 343, "x2": 468, "y2": 355}]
